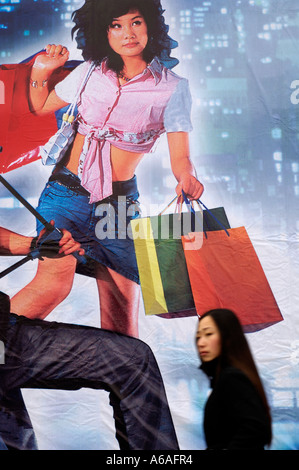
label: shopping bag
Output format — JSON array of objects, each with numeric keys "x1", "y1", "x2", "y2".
[
  {"x1": 0, "y1": 54, "x2": 80, "y2": 173},
  {"x1": 182, "y1": 224, "x2": 283, "y2": 332},
  {"x1": 130, "y1": 198, "x2": 231, "y2": 318}
]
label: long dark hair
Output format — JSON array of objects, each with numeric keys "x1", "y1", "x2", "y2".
[
  {"x1": 71, "y1": 0, "x2": 179, "y2": 72},
  {"x1": 198, "y1": 308, "x2": 272, "y2": 444}
]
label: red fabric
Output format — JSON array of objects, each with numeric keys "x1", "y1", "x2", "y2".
[
  {"x1": 0, "y1": 56, "x2": 70, "y2": 173},
  {"x1": 182, "y1": 227, "x2": 283, "y2": 332}
]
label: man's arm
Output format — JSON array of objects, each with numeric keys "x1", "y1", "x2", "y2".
[
  {"x1": 0, "y1": 224, "x2": 84, "y2": 257},
  {"x1": 0, "y1": 228, "x2": 32, "y2": 256}
]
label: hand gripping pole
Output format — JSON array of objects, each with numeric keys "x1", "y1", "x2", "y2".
[{"x1": 0, "y1": 174, "x2": 86, "y2": 279}]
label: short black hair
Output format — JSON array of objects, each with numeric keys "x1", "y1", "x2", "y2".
[{"x1": 71, "y1": 0, "x2": 179, "y2": 72}]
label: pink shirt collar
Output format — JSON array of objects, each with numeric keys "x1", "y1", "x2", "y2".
[{"x1": 99, "y1": 56, "x2": 163, "y2": 86}]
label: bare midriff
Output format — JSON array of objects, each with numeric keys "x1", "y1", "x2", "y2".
[{"x1": 65, "y1": 132, "x2": 144, "y2": 182}]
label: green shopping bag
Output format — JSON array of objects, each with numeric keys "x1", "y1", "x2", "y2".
[{"x1": 131, "y1": 197, "x2": 231, "y2": 318}]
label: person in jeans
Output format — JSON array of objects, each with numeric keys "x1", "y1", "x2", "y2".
[{"x1": 0, "y1": 225, "x2": 179, "y2": 450}]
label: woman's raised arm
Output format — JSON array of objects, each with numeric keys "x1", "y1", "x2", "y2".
[{"x1": 29, "y1": 44, "x2": 70, "y2": 115}]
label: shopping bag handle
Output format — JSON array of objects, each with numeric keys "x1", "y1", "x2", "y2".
[
  {"x1": 158, "y1": 195, "x2": 179, "y2": 216},
  {"x1": 158, "y1": 194, "x2": 195, "y2": 219},
  {"x1": 181, "y1": 191, "x2": 230, "y2": 237}
]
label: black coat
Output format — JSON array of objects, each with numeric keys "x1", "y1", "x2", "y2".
[{"x1": 201, "y1": 361, "x2": 271, "y2": 450}]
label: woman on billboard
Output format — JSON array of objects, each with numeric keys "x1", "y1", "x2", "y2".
[{"x1": 11, "y1": 0, "x2": 204, "y2": 337}]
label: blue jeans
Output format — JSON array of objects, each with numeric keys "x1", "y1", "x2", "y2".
[
  {"x1": 0, "y1": 294, "x2": 179, "y2": 450},
  {"x1": 36, "y1": 167, "x2": 141, "y2": 283}
]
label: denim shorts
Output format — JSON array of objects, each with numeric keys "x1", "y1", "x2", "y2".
[{"x1": 36, "y1": 167, "x2": 141, "y2": 284}]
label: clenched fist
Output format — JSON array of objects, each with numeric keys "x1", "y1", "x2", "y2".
[{"x1": 33, "y1": 44, "x2": 70, "y2": 73}]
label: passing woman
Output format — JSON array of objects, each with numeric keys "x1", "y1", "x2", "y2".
[
  {"x1": 196, "y1": 309, "x2": 272, "y2": 450},
  {"x1": 11, "y1": 0, "x2": 204, "y2": 337}
]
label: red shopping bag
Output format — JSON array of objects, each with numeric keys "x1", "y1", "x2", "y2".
[
  {"x1": 0, "y1": 54, "x2": 76, "y2": 173},
  {"x1": 182, "y1": 225, "x2": 283, "y2": 332}
]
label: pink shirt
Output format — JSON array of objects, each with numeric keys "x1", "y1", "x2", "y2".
[{"x1": 55, "y1": 58, "x2": 193, "y2": 203}]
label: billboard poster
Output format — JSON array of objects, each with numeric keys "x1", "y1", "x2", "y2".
[{"x1": 0, "y1": 0, "x2": 299, "y2": 451}]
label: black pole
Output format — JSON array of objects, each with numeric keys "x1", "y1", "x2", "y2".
[
  {"x1": 0, "y1": 256, "x2": 33, "y2": 279},
  {"x1": 0, "y1": 175, "x2": 53, "y2": 232},
  {"x1": 0, "y1": 168, "x2": 86, "y2": 273}
]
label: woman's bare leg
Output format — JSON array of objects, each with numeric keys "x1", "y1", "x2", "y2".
[
  {"x1": 10, "y1": 256, "x2": 77, "y2": 320},
  {"x1": 96, "y1": 264, "x2": 140, "y2": 337}
]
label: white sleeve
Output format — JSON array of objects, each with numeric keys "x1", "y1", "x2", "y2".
[
  {"x1": 54, "y1": 61, "x2": 90, "y2": 104},
  {"x1": 163, "y1": 78, "x2": 193, "y2": 133}
]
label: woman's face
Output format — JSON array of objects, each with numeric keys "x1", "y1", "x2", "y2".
[
  {"x1": 196, "y1": 316, "x2": 222, "y2": 362},
  {"x1": 107, "y1": 9, "x2": 148, "y2": 61}
]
